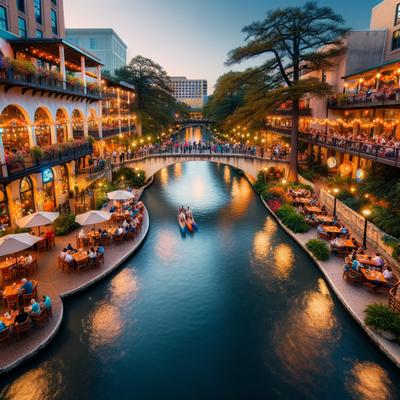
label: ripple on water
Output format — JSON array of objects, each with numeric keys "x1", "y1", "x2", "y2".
[
  {"x1": 273, "y1": 279, "x2": 340, "y2": 394},
  {"x1": 1, "y1": 360, "x2": 65, "y2": 400},
  {"x1": 345, "y1": 361, "x2": 394, "y2": 400}
]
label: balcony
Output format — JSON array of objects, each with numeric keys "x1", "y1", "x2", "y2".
[
  {"x1": 265, "y1": 124, "x2": 400, "y2": 167},
  {"x1": 101, "y1": 125, "x2": 133, "y2": 139},
  {"x1": 328, "y1": 90, "x2": 400, "y2": 110},
  {"x1": 0, "y1": 69, "x2": 102, "y2": 102},
  {"x1": 270, "y1": 108, "x2": 312, "y2": 116},
  {"x1": 2, "y1": 141, "x2": 93, "y2": 182}
]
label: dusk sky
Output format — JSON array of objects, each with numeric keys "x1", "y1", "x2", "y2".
[{"x1": 65, "y1": 0, "x2": 382, "y2": 92}]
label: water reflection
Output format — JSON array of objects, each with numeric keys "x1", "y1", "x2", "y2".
[
  {"x1": 155, "y1": 228, "x2": 180, "y2": 262},
  {"x1": 223, "y1": 166, "x2": 231, "y2": 185},
  {"x1": 110, "y1": 269, "x2": 139, "y2": 306},
  {"x1": 228, "y1": 178, "x2": 253, "y2": 217},
  {"x1": 273, "y1": 243, "x2": 294, "y2": 281},
  {"x1": 345, "y1": 361, "x2": 394, "y2": 400},
  {"x1": 160, "y1": 167, "x2": 168, "y2": 186},
  {"x1": 273, "y1": 279, "x2": 339, "y2": 391},
  {"x1": 1, "y1": 360, "x2": 64, "y2": 400},
  {"x1": 174, "y1": 163, "x2": 182, "y2": 179}
]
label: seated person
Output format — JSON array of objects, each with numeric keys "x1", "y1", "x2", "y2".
[
  {"x1": 29, "y1": 299, "x2": 41, "y2": 315},
  {"x1": 0, "y1": 320, "x2": 6, "y2": 332},
  {"x1": 59, "y1": 248, "x2": 68, "y2": 260},
  {"x1": 64, "y1": 252, "x2": 74, "y2": 263},
  {"x1": 88, "y1": 248, "x2": 97, "y2": 260},
  {"x1": 340, "y1": 225, "x2": 349, "y2": 238},
  {"x1": 22, "y1": 253, "x2": 33, "y2": 266},
  {"x1": 66, "y1": 243, "x2": 76, "y2": 253},
  {"x1": 19, "y1": 278, "x2": 33, "y2": 295},
  {"x1": 110, "y1": 205, "x2": 116, "y2": 213},
  {"x1": 14, "y1": 307, "x2": 29, "y2": 324},
  {"x1": 41, "y1": 295, "x2": 51, "y2": 310},
  {"x1": 96, "y1": 245, "x2": 105, "y2": 255},
  {"x1": 383, "y1": 266, "x2": 394, "y2": 281},
  {"x1": 101, "y1": 229, "x2": 108, "y2": 238},
  {"x1": 351, "y1": 259, "x2": 362, "y2": 273},
  {"x1": 317, "y1": 225, "x2": 326, "y2": 235},
  {"x1": 122, "y1": 219, "x2": 129, "y2": 229},
  {"x1": 116, "y1": 226, "x2": 124, "y2": 236},
  {"x1": 78, "y1": 229, "x2": 87, "y2": 240},
  {"x1": 372, "y1": 253, "x2": 385, "y2": 268}
]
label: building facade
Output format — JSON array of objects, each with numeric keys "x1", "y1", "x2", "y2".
[
  {"x1": 265, "y1": 0, "x2": 400, "y2": 177},
  {"x1": 169, "y1": 77, "x2": 208, "y2": 109},
  {"x1": 0, "y1": 0, "x2": 65, "y2": 39},
  {"x1": 65, "y1": 28, "x2": 127, "y2": 75}
]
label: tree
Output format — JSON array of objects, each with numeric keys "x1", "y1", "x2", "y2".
[
  {"x1": 115, "y1": 55, "x2": 187, "y2": 136},
  {"x1": 226, "y1": 2, "x2": 348, "y2": 181}
]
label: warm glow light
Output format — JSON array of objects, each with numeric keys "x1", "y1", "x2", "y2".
[{"x1": 362, "y1": 209, "x2": 371, "y2": 218}]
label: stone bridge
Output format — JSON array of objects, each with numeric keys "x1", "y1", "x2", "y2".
[{"x1": 113, "y1": 152, "x2": 292, "y2": 181}]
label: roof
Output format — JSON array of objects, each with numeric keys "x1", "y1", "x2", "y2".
[
  {"x1": 343, "y1": 58, "x2": 400, "y2": 79},
  {"x1": 9, "y1": 38, "x2": 103, "y2": 68},
  {"x1": 103, "y1": 76, "x2": 135, "y2": 91}
]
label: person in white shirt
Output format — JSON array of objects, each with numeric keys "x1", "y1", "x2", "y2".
[
  {"x1": 383, "y1": 266, "x2": 394, "y2": 281},
  {"x1": 372, "y1": 253, "x2": 385, "y2": 268},
  {"x1": 65, "y1": 253, "x2": 73, "y2": 263},
  {"x1": 59, "y1": 248, "x2": 68, "y2": 260},
  {"x1": 88, "y1": 248, "x2": 97, "y2": 259},
  {"x1": 23, "y1": 253, "x2": 33, "y2": 266},
  {"x1": 122, "y1": 219, "x2": 129, "y2": 229},
  {"x1": 78, "y1": 229, "x2": 86, "y2": 240},
  {"x1": 116, "y1": 226, "x2": 124, "y2": 236}
]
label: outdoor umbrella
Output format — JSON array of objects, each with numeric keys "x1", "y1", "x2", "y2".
[
  {"x1": 107, "y1": 190, "x2": 135, "y2": 201},
  {"x1": 16, "y1": 212, "x2": 60, "y2": 235},
  {"x1": 0, "y1": 233, "x2": 42, "y2": 261},
  {"x1": 75, "y1": 210, "x2": 112, "y2": 228}
]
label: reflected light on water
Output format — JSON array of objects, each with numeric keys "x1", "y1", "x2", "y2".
[
  {"x1": 345, "y1": 361, "x2": 393, "y2": 400},
  {"x1": 155, "y1": 228, "x2": 180, "y2": 261},
  {"x1": 227, "y1": 178, "x2": 253, "y2": 217},
  {"x1": 174, "y1": 163, "x2": 182, "y2": 179},
  {"x1": 223, "y1": 166, "x2": 231, "y2": 185},
  {"x1": 1, "y1": 361, "x2": 64, "y2": 400},
  {"x1": 273, "y1": 244, "x2": 294, "y2": 281},
  {"x1": 86, "y1": 304, "x2": 123, "y2": 349},
  {"x1": 110, "y1": 269, "x2": 138, "y2": 306},
  {"x1": 273, "y1": 279, "x2": 338, "y2": 389},
  {"x1": 160, "y1": 167, "x2": 169, "y2": 186}
]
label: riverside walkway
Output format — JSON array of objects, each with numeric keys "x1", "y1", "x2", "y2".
[{"x1": 0, "y1": 207, "x2": 149, "y2": 375}]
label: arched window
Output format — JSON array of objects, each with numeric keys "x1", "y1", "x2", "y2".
[
  {"x1": 42, "y1": 168, "x2": 56, "y2": 211},
  {"x1": 56, "y1": 109, "x2": 68, "y2": 143},
  {"x1": 72, "y1": 109, "x2": 84, "y2": 139},
  {"x1": 20, "y1": 176, "x2": 35, "y2": 216},
  {"x1": 0, "y1": 186, "x2": 11, "y2": 229},
  {"x1": 0, "y1": 105, "x2": 30, "y2": 152},
  {"x1": 34, "y1": 107, "x2": 52, "y2": 148}
]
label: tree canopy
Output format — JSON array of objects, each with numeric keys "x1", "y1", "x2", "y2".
[
  {"x1": 225, "y1": 1, "x2": 348, "y2": 181},
  {"x1": 115, "y1": 55, "x2": 190, "y2": 136}
]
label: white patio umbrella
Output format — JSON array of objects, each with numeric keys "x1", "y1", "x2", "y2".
[
  {"x1": 75, "y1": 210, "x2": 112, "y2": 228},
  {"x1": 0, "y1": 233, "x2": 42, "y2": 260},
  {"x1": 16, "y1": 212, "x2": 60, "y2": 235},
  {"x1": 107, "y1": 190, "x2": 134, "y2": 201}
]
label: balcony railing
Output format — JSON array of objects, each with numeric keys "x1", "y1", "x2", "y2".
[
  {"x1": 3, "y1": 141, "x2": 93, "y2": 181},
  {"x1": 266, "y1": 124, "x2": 400, "y2": 167},
  {"x1": 101, "y1": 125, "x2": 132, "y2": 139},
  {"x1": 328, "y1": 90, "x2": 400, "y2": 109},
  {"x1": 271, "y1": 108, "x2": 312, "y2": 116},
  {"x1": 0, "y1": 69, "x2": 102, "y2": 100}
]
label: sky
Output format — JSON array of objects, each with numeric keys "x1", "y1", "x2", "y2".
[{"x1": 64, "y1": 0, "x2": 382, "y2": 93}]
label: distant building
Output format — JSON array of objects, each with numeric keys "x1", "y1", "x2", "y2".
[
  {"x1": 65, "y1": 28, "x2": 127, "y2": 75},
  {"x1": 0, "y1": 0, "x2": 65, "y2": 38},
  {"x1": 169, "y1": 77, "x2": 208, "y2": 109}
]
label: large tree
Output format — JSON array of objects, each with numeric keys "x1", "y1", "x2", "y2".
[
  {"x1": 115, "y1": 55, "x2": 187, "y2": 136},
  {"x1": 226, "y1": 2, "x2": 348, "y2": 181}
]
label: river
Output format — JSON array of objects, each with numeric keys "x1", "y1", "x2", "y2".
[{"x1": 0, "y1": 133, "x2": 399, "y2": 399}]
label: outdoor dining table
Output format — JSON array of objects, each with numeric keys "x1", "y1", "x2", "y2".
[
  {"x1": 361, "y1": 268, "x2": 387, "y2": 284},
  {"x1": 333, "y1": 238, "x2": 356, "y2": 249},
  {"x1": 315, "y1": 216, "x2": 335, "y2": 225},
  {"x1": 294, "y1": 197, "x2": 312, "y2": 205},
  {"x1": 321, "y1": 225, "x2": 342, "y2": 237},
  {"x1": 0, "y1": 311, "x2": 17, "y2": 327},
  {"x1": 3, "y1": 283, "x2": 23, "y2": 297},
  {"x1": 305, "y1": 206, "x2": 324, "y2": 214},
  {"x1": 357, "y1": 255, "x2": 381, "y2": 267},
  {"x1": 72, "y1": 252, "x2": 89, "y2": 262}
]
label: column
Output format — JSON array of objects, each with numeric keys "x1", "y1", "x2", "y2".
[
  {"x1": 117, "y1": 89, "x2": 122, "y2": 134},
  {"x1": 0, "y1": 129, "x2": 8, "y2": 177},
  {"x1": 66, "y1": 122, "x2": 74, "y2": 140},
  {"x1": 59, "y1": 45, "x2": 66, "y2": 90},
  {"x1": 96, "y1": 66, "x2": 102, "y2": 87},
  {"x1": 80, "y1": 56, "x2": 87, "y2": 94},
  {"x1": 27, "y1": 125, "x2": 37, "y2": 147},
  {"x1": 50, "y1": 125, "x2": 57, "y2": 144},
  {"x1": 83, "y1": 117, "x2": 88, "y2": 138}
]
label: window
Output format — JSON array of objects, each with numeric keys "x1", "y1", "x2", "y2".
[
  {"x1": 18, "y1": 17, "x2": 27, "y2": 37},
  {"x1": 34, "y1": 0, "x2": 42, "y2": 24},
  {"x1": 0, "y1": 187, "x2": 10, "y2": 229},
  {"x1": 36, "y1": 29, "x2": 43, "y2": 38},
  {"x1": 20, "y1": 177, "x2": 35, "y2": 216},
  {"x1": 321, "y1": 69, "x2": 327, "y2": 83},
  {"x1": 0, "y1": 6, "x2": 7, "y2": 31},
  {"x1": 393, "y1": 29, "x2": 400, "y2": 51},
  {"x1": 396, "y1": 4, "x2": 400, "y2": 26},
  {"x1": 50, "y1": 9, "x2": 58, "y2": 35},
  {"x1": 89, "y1": 38, "x2": 96, "y2": 49},
  {"x1": 16, "y1": 0, "x2": 25, "y2": 13}
]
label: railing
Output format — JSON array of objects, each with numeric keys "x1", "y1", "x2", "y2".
[
  {"x1": 320, "y1": 189, "x2": 399, "y2": 268},
  {"x1": 4, "y1": 141, "x2": 93, "y2": 180},
  {"x1": 0, "y1": 69, "x2": 102, "y2": 99},
  {"x1": 328, "y1": 90, "x2": 400, "y2": 109},
  {"x1": 73, "y1": 130, "x2": 85, "y2": 139},
  {"x1": 271, "y1": 108, "x2": 312, "y2": 116},
  {"x1": 101, "y1": 125, "x2": 132, "y2": 139},
  {"x1": 389, "y1": 285, "x2": 400, "y2": 314},
  {"x1": 265, "y1": 124, "x2": 400, "y2": 166}
]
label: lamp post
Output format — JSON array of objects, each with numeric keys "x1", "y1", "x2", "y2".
[
  {"x1": 362, "y1": 209, "x2": 371, "y2": 249},
  {"x1": 333, "y1": 188, "x2": 340, "y2": 217},
  {"x1": 264, "y1": 167, "x2": 268, "y2": 183}
]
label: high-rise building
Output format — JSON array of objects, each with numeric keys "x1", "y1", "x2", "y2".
[
  {"x1": 65, "y1": 28, "x2": 127, "y2": 75},
  {"x1": 0, "y1": 0, "x2": 65, "y2": 38},
  {"x1": 169, "y1": 77, "x2": 208, "y2": 109}
]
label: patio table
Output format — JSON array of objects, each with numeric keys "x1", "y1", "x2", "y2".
[
  {"x1": 361, "y1": 269, "x2": 387, "y2": 283},
  {"x1": 357, "y1": 255, "x2": 381, "y2": 267}
]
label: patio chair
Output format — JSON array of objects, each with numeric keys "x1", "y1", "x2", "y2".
[
  {"x1": 60, "y1": 259, "x2": 72, "y2": 272},
  {"x1": 5, "y1": 294, "x2": 18, "y2": 310},
  {"x1": 0, "y1": 327, "x2": 10, "y2": 344},
  {"x1": 114, "y1": 235, "x2": 123, "y2": 244},
  {"x1": 22, "y1": 293, "x2": 34, "y2": 307},
  {"x1": 90, "y1": 258, "x2": 100, "y2": 268},
  {"x1": 31, "y1": 308, "x2": 49, "y2": 327},
  {"x1": 318, "y1": 231, "x2": 329, "y2": 240},
  {"x1": 15, "y1": 320, "x2": 31, "y2": 340},
  {"x1": 97, "y1": 253, "x2": 105, "y2": 265},
  {"x1": 1, "y1": 267, "x2": 15, "y2": 284},
  {"x1": 36, "y1": 240, "x2": 47, "y2": 252},
  {"x1": 76, "y1": 258, "x2": 89, "y2": 272},
  {"x1": 343, "y1": 269, "x2": 364, "y2": 284}
]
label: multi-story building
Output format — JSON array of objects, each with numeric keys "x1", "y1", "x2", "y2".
[
  {"x1": 265, "y1": 0, "x2": 400, "y2": 176},
  {"x1": 0, "y1": 0, "x2": 65, "y2": 39},
  {"x1": 169, "y1": 77, "x2": 208, "y2": 109},
  {"x1": 65, "y1": 28, "x2": 127, "y2": 75}
]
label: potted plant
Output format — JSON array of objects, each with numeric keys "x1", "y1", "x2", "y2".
[
  {"x1": 364, "y1": 303, "x2": 400, "y2": 342},
  {"x1": 11, "y1": 59, "x2": 37, "y2": 75},
  {"x1": 30, "y1": 145, "x2": 44, "y2": 164}
]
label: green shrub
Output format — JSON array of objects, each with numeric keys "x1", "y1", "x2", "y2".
[
  {"x1": 54, "y1": 213, "x2": 79, "y2": 236},
  {"x1": 276, "y1": 204, "x2": 309, "y2": 233},
  {"x1": 306, "y1": 239, "x2": 330, "y2": 261},
  {"x1": 13, "y1": 227, "x2": 31, "y2": 234},
  {"x1": 113, "y1": 167, "x2": 146, "y2": 188},
  {"x1": 300, "y1": 170, "x2": 315, "y2": 181},
  {"x1": 365, "y1": 304, "x2": 400, "y2": 336}
]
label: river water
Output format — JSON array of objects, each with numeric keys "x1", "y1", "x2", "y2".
[{"x1": 0, "y1": 132, "x2": 399, "y2": 399}]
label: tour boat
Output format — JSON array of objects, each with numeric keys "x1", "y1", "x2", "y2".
[{"x1": 178, "y1": 215, "x2": 187, "y2": 235}]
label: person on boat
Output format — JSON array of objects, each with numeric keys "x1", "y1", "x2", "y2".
[{"x1": 186, "y1": 207, "x2": 193, "y2": 219}]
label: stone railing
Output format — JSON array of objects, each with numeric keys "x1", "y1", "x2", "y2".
[{"x1": 319, "y1": 189, "x2": 399, "y2": 268}]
